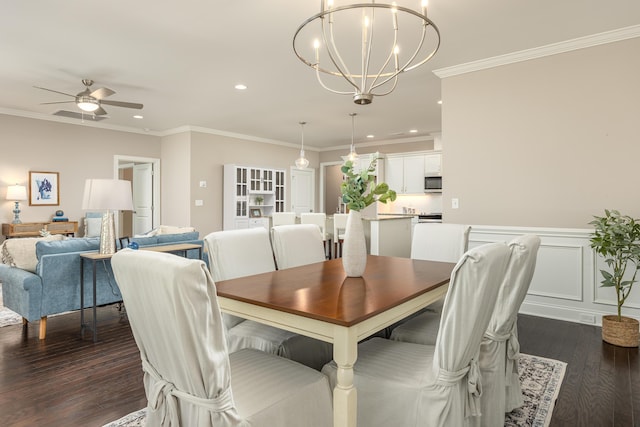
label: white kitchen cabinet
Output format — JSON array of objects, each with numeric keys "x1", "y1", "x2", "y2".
[
  {"x1": 424, "y1": 152, "x2": 442, "y2": 175},
  {"x1": 224, "y1": 164, "x2": 286, "y2": 230},
  {"x1": 385, "y1": 154, "x2": 425, "y2": 194}
]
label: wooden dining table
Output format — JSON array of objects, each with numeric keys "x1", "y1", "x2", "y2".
[{"x1": 215, "y1": 254, "x2": 454, "y2": 427}]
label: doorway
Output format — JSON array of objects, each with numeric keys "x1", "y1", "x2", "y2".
[
  {"x1": 290, "y1": 167, "x2": 315, "y2": 214},
  {"x1": 114, "y1": 155, "x2": 160, "y2": 236}
]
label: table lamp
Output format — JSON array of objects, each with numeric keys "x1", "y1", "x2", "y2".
[
  {"x1": 82, "y1": 179, "x2": 134, "y2": 254},
  {"x1": 6, "y1": 184, "x2": 28, "y2": 224}
]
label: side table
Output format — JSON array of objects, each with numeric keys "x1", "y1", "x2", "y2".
[{"x1": 79, "y1": 243, "x2": 203, "y2": 342}]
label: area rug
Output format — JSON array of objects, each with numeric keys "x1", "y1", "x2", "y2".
[{"x1": 103, "y1": 353, "x2": 567, "y2": 427}]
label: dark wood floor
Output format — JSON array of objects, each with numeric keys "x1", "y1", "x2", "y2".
[{"x1": 0, "y1": 307, "x2": 638, "y2": 426}]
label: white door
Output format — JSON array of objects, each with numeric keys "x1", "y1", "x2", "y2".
[
  {"x1": 290, "y1": 168, "x2": 314, "y2": 215},
  {"x1": 133, "y1": 163, "x2": 154, "y2": 234}
]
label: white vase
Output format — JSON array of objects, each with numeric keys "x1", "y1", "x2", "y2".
[{"x1": 342, "y1": 210, "x2": 367, "y2": 277}]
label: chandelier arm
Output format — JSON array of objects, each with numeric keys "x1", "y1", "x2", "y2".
[
  {"x1": 399, "y1": 22, "x2": 441, "y2": 73},
  {"x1": 371, "y1": 74, "x2": 399, "y2": 97},
  {"x1": 324, "y1": 13, "x2": 359, "y2": 91},
  {"x1": 315, "y1": 67, "x2": 357, "y2": 95},
  {"x1": 367, "y1": 8, "x2": 398, "y2": 91},
  {"x1": 370, "y1": 21, "x2": 433, "y2": 90},
  {"x1": 361, "y1": 7, "x2": 374, "y2": 94}
]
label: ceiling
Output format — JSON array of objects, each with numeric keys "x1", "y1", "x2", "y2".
[{"x1": 1, "y1": 1, "x2": 639, "y2": 151}]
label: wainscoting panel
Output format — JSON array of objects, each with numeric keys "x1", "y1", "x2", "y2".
[{"x1": 468, "y1": 225, "x2": 640, "y2": 326}]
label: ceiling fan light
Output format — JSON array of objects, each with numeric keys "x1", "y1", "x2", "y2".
[{"x1": 77, "y1": 96, "x2": 99, "y2": 112}]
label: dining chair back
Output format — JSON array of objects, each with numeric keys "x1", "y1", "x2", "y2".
[
  {"x1": 321, "y1": 242, "x2": 511, "y2": 427},
  {"x1": 204, "y1": 228, "x2": 275, "y2": 330},
  {"x1": 111, "y1": 249, "x2": 333, "y2": 427},
  {"x1": 271, "y1": 224, "x2": 326, "y2": 269},
  {"x1": 411, "y1": 222, "x2": 471, "y2": 263},
  {"x1": 301, "y1": 212, "x2": 332, "y2": 258},
  {"x1": 204, "y1": 228, "x2": 275, "y2": 282},
  {"x1": 332, "y1": 213, "x2": 349, "y2": 258},
  {"x1": 271, "y1": 211, "x2": 297, "y2": 227}
]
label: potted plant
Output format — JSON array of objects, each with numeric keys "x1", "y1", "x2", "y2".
[
  {"x1": 255, "y1": 196, "x2": 263, "y2": 206},
  {"x1": 589, "y1": 209, "x2": 640, "y2": 347},
  {"x1": 340, "y1": 158, "x2": 396, "y2": 277}
]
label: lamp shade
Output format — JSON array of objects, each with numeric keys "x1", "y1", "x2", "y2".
[
  {"x1": 82, "y1": 179, "x2": 134, "y2": 211},
  {"x1": 6, "y1": 185, "x2": 27, "y2": 201}
]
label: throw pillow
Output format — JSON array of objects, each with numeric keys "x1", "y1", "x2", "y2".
[
  {"x1": 85, "y1": 217, "x2": 103, "y2": 238},
  {"x1": 2, "y1": 235, "x2": 66, "y2": 273}
]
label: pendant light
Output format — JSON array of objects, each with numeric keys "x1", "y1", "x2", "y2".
[
  {"x1": 347, "y1": 113, "x2": 359, "y2": 162},
  {"x1": 295, "y1": 121, "x2": 310, "y2": 169}
]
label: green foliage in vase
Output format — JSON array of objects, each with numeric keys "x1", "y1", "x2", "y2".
[
  {"x1": 341, "y1": 158, "x2": 397, "y2": 212},
  {"x1": 590, "y1": 209, "x2": 640, "y2": 321}
]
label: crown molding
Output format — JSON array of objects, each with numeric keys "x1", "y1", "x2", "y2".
[{"x1": 434, "y1": 25, "x2": 640, "y2": 78}]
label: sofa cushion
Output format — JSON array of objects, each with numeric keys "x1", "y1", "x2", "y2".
[
  {"x1": 128, "y1": 236, "x2": 159, "y2": 247},
  {"x1": 156, "y1": 231, "x2": 200, "y2": 244},
  {"x1": 2, "y1": 235, "x2": 66, "y2": 272},
  {"x1": 36, "y1": 237, "x2": 101, "y2": 258}
]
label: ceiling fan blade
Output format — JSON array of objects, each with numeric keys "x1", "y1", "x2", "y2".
[
  {"x1": 40, "y1": 101, "x2": 74, "y2": 105},
  {"x1": 90, "y1": 87, "x2": 115, "y2": 100},
  {"x1": 93, "y1": 106, "x2": 108, "y2": 116},
  {"x1": 34, "y1": 86, "x2": 76, "y2": 98},
  {"x1": 101, "y1": 100, "x2": 143, "y2": 109}
]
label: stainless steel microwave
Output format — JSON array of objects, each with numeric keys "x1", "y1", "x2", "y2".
[{"x1": 424, "y1": 175, "x2": 442, "y2": 193}]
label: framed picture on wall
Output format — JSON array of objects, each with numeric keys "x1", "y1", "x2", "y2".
[
  {"x1": 29, "y1": 171, "x2": 59, "y2": 206},
  {"x1": 250, "y1": 208, "x2": 262, "y2": 218}
]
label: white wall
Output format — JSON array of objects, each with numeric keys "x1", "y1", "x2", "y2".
[
  {"x1": 441, "y1": 37, "x2": 640, "y2": 228},
  {"x1": 0, "y1": 114, "x2": 159, "y2": 238},
  {"x1": 160, "y1": 131, "x2": 191, "y2": 227}
]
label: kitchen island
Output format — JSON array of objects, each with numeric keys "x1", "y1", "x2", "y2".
[{"x1": 362, "y1": 215, "x2": 413, "y2": 258}]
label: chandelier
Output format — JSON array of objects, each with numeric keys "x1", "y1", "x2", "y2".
[{"x1": 293, "y1": 0, "x2": 440, "y2": 105}]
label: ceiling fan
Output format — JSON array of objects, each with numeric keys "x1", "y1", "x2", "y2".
[{"x1": 34, "y1": 79, "x2": 143, "y2": 115}]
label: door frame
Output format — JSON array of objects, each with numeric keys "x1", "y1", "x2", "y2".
[{"x1": 113, "y1": 155, "x2": 161, "y2": 235}]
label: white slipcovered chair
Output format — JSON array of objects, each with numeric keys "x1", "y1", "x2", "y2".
[
  {"x1": 411, "y1": 222, "x2": 471, "y2": 263},
  {"x1": 204, "y1": 228, "x2": 276, "y2": 330},
  {"x1": 271, "y1": 212, "x2": 297, "y2": 226},
  {"x1": 332, "y1": 213, "x2": 348, "y2": 258},
  {"x1": 409, "y1": 222, "x2": 471, "y2": 314},
  {"x1": 322, "y1": 242, "x2": 511, "y2": 427},
  {"x1": 300, "y1": 212, "x2": 332, "y2": 259},
  {"x1": 271, "y1": 224, "x2": 326, "y2": 269},
  {"x1": 111, "y1": 249, "x2": 333, "y2": 427},
  {"x1": 206, "y1": 228, "x2": 333, "y2": 370},
  {"x1": 389, "y1": 234, "x2": 541, "y2": 426}
]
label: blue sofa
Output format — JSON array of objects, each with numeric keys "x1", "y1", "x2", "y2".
[{"x1": 0, "y1": 232, "x2": 204, "y2": 339}]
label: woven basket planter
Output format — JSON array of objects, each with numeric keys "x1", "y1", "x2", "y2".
[{"x1": 602, "y1": 315, "x2": 639, "y2": 347}]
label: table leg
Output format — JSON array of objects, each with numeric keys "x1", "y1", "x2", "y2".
[
  {"x1": 333, "y1": 326, "x2": 358, "y2": 427},
  {"x1": 92, "y1": 259, "x2": 97, "y2": 342},
  {"x1": 80, "y1": 257, "x2": 85, "y2": 338}
]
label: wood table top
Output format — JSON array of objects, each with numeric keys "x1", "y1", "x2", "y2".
[{"x1": 215, "y1": 255, "x2": 454, "y2": 327}]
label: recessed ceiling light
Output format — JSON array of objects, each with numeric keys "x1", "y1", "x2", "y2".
[
  {"x1": 133, "y1": 115, "x2": 143, "y2": 119},
  {"x1": 437, "y1": 100, "x2": 442, "y2": 105},
  {"x1": 235, "y1": 84, "x2": 247, "y2": 90},
  {"x1": 409, "y1": 129, "x2": 418, "y2": 133},
  {"x1": 366, "y1": 134, "x2": 374, "y2": 139}
]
